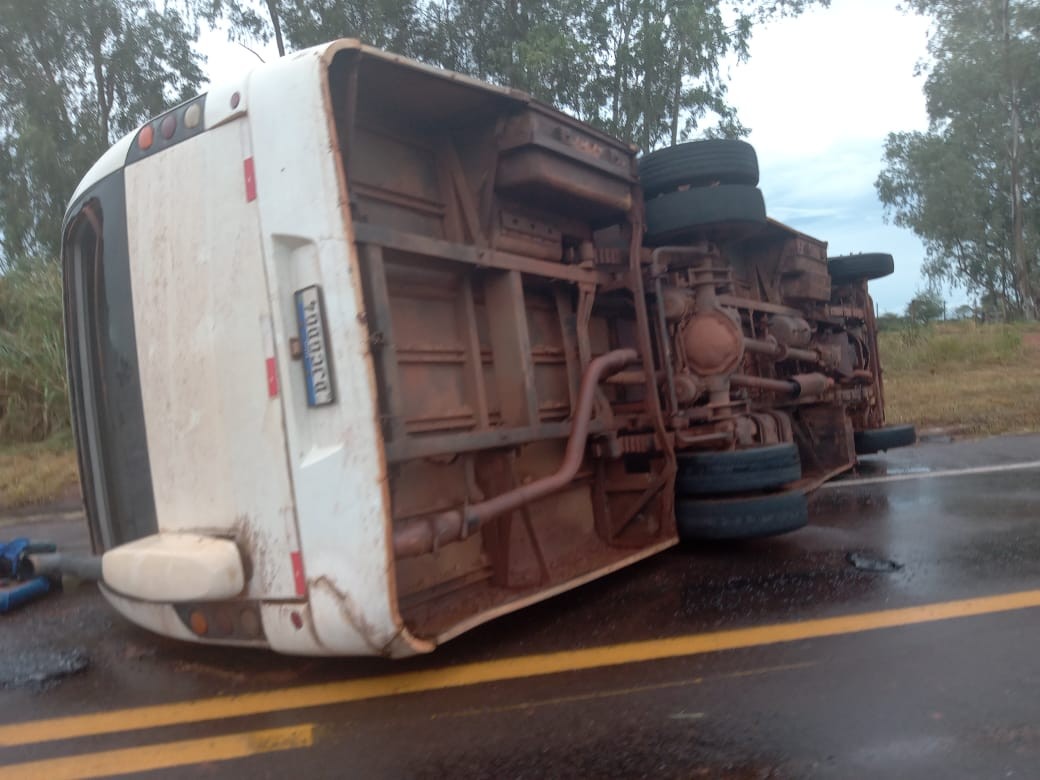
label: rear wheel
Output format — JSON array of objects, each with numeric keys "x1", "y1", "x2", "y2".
[
  {"x1": 644, "y1": 185, "x2": 767, "y2": 245},
  {"x1": 676, "y1": 443, "x2": 801, "y2": 496},
  {"x1": 676, "y1": 489, "x2": 809, "y2": 541},
  {"x1": 639, "y1": 139, "x2": 759, "y2": 198},
  {"x1": 854, "y1": 424, "x2": 917, "y2": 454},
  {"x1": 828, "y1": 253, "x2": 894, "y2": 284}
]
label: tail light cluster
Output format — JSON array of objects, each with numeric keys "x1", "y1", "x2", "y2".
[
  {"x1": 126, "y1": 95, "x2": 207, "y2": 164},
  {"x1": 174, "y1": 600, "x2": 266, "y2": 642}
]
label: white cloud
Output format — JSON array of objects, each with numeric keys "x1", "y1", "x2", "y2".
[
  {"x1": 728, "y1": 0, "x2": 932, "y2": 156},
  {"x1": 197, "y1": 27, "x2": 280, "y2": 87}
]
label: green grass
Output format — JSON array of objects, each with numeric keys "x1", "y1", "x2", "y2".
[
  {"x1": 880, "y1": 321, "x2": 1040, "y2": 437},
  {"x1": 879, "y1": 321, "x2": 1026, "y2": 373},
  {"x1": 0, "y1": 256, "x2": 69, "y2": 442},
  {"x1": 0, "y1": 257, "x2": 78, "y2": 511}
]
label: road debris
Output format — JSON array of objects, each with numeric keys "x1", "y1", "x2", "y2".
[
  {"x1": 0, "y1": 647, "x2": 90, "y2": 690},
  {"x1": 846, "y1": 551, "x2": 904, "y2": 573}
]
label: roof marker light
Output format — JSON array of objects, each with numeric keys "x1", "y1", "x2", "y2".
[
  {"x1": 138, "y1": 124, "x2": 154, "y2": 150},
  {"x1": 160, "y1": 114, "x2": 177, "y2": 140},
  {"x1": 184, "y1": 103, "x2": 201, "y2": 129}
]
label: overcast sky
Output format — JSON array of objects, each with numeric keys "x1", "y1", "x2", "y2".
[
  {"x1": 725, "y1": 0, "x2": 942, "y2": 314},
  {"x1": 199, "y1": 0, "x2": 941, "y2": 314}
]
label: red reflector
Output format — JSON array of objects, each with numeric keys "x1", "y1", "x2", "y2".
[
  {"x1": 290, "y1": 552, "x2": 306, "y2": 597},
  {"x1": 265, "y1": 357, "x2": 278, "y2": 397},
  {"x1": 243, "y1": 157, "x2": 257, "y2": 202}
]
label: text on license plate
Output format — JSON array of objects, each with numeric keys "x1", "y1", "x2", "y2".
[{"x1": 294, "y1": 285, "x2": 336, "y2": 407}]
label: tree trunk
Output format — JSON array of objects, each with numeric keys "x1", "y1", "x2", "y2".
[
  {"x1": 670, "y1": 48, "x2": 683, "y2": 147},
  {"x1": 266, "y1": 0, "x2": 285, "y2": 57},
  {"x1": 1004, "y1": 0, "x2": 1035, "y2": 319}
]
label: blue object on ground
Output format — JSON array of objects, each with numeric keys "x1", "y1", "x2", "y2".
[
  {"x1": 0, "y1": 538, "x2": 31, "y2": 579},
  {"x1": 0, "y1": 538, "x2": 59, "y2": 613},
  {"x1": 0, "y1": 538, "x2": 58, "y2": 580},
  {"x1": 0, "y1": 576, "x2": 52, "y2": 613}
]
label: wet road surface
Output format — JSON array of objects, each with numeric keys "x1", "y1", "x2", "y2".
[{"x1": 2, "y1": 433, "x2": 1040, "y2": 778}]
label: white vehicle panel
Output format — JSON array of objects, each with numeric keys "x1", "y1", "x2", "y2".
[
  {"x1": 125, "y1": 123, "x2": 302, "y2": 600},
  {"x1": 245, "y1": 48, "x2": 426, "y2": 655}
]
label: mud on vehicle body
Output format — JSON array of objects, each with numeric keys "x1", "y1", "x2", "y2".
[{"x1": 62, "y1": 42, "x2": 914, "y2": 656}]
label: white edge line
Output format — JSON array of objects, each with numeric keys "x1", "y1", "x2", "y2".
[{"x1": 823, "y1": 459, "x2": 1040, "y2": 489}]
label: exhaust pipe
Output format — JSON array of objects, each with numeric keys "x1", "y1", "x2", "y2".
[
  {"x1": 394, "y1": 348, "x2": 638, "y2": 558},
  {"x1": 26, "y1": 552, "x2": 103, "y2": 581}
]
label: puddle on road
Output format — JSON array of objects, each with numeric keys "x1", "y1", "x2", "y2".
[{"x1": 0, "y1": 647, "x2": 90, "y2": 690}]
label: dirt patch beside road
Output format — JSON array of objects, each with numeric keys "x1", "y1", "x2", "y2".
[{"x1": 0, "y1": 438, "x2": 80, "y2": 513}]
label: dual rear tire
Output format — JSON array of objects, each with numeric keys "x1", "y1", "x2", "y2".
[
  {"x1": 644, "y1": 143, "x2": 805, "y2": 543},
  {"x1": 640, "y1": 140, "x2": 767, "y2": 246},
  {"x1": 675, "y1": 443, "x2": 808, "y2": 542}
]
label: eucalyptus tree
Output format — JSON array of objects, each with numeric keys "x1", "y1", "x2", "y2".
[
  {"x1": 877, "y1": 0, "x2": 1040, "y2": 318},
  {"x1": 205, "y1": 0, "x2": 828, "y2": 153},
  {"x1": 0, "y1": 0, "x2": 204, "y2": 261}
]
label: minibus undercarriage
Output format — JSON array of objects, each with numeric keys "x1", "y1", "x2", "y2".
[{"x1": 325, "y1": 49, "x2": 901, "y2": 641}]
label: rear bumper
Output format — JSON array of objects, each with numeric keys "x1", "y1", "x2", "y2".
[
  {"x1": 98, "y1": 585, "x2": 342, "y2": 656},
  {"x1": 97, "y1": 532, "x2": 429, "y2": 657}
]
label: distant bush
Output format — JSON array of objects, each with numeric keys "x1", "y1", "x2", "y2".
[{"x1": 0, "y1": 257, "x2": 69, "y2": 442}]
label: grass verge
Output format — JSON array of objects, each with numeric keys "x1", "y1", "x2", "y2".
[
  {"x1": 880, "y1": 322, "x2": 1040, "y2": 437},
  {"x1": 0, "y1": 431, "x2": 80, "y2": 513}
]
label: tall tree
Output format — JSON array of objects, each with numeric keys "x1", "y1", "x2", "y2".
[
  {"x1": 427, "y1": 0, "x2": 827, "y2": 150},
  {"x1": 876, "y1": 0, "x2": 1040, "y2": 319},
  {"x1": 0, "y1": 0, "x2": 205, "y2": 264}
]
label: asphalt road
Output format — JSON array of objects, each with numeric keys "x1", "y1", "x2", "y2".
[{"x1": 2, "y1": 433, "x2": 1040, "y2": 779}]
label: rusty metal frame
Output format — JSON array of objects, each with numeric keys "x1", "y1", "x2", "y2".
[{"x1": 354, "y1": 223, "x2": 606, "y2": 286}]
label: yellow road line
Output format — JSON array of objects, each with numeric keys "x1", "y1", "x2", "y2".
[
  {"x1": 4, "y1": 588, "x2": 1040, "y2": 749},
  {"x1": 0, "y1": 724, "x2": 314, "y2": 780},
  {"x1": 429, "y1": 661, "x2": 816, "y2": 721}
]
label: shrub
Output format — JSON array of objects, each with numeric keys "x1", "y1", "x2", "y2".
[{"x1": 0, "y1": 256, "x2": 69, "y2": 442}]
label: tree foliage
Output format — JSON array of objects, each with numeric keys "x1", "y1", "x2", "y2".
[
  {"x1": 0, "y1": 0, "x2": 834, "y2": 263},
  {"x1": 0, "y1": 0, "x2": 205, "y2": 263},
  {"x1": 876, "y1": 0, "x2": 1040, "y2": 319},
  {"x1": 204, "y1": 0, "x2": 828, "y2": 152}
]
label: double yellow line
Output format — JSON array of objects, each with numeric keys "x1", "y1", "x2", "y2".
[
  {"x1": 0, "y1": 725, "x2": 314, "y2": 780},
  {"x1": 4, "y1": 588, "x2": 1040, "y2": 778}
]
